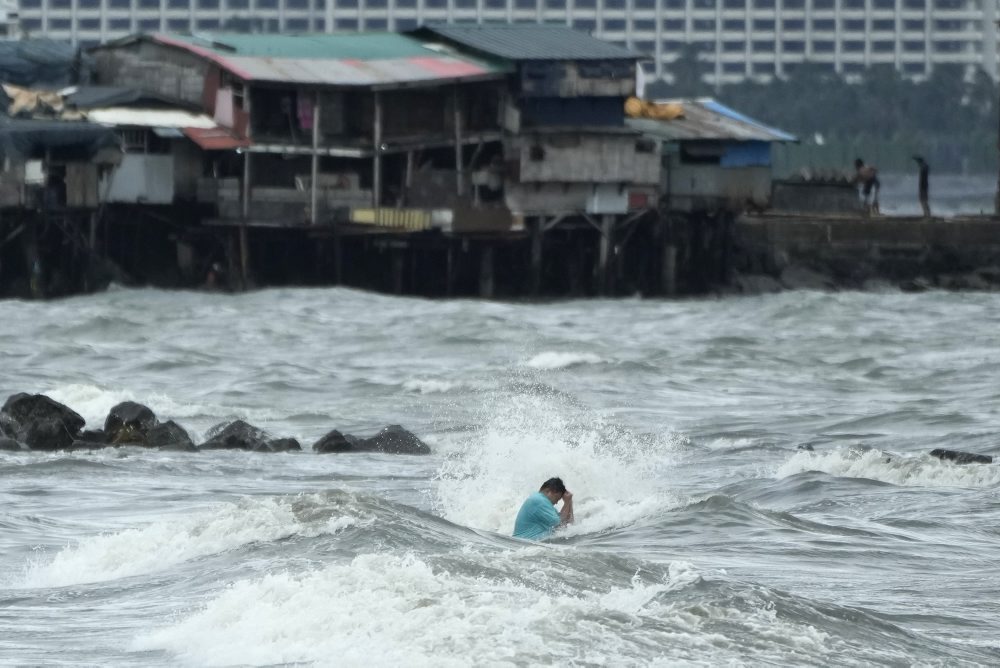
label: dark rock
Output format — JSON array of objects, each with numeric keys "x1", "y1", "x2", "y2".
[
  {"x1": 900, "y1": 277, "x2": 933, "y2": 293},
  {"x1": 104, "y1": 401, "x2": 157, "y2": 445},
  {"x1": 732, "y1": 273, "x2": 784, "y2": 295},
  {"x1": 78, "y1": 429, "x2": 110, "y2": 444},
  {"x1": 797, "y1": 444, "x2": 814, "y2": 451},
  {"x1": 313, "y1": 429, "x2": 360, "y2": 454},
  {"x1": 266, "y1": 438, "x2": 302, "y2": 453},
  {"x1": 1, "y1": 393, "x2": 85, "y2": 450},
  {"x1": 67, "y1": 439, "x2": 111, "y2": 451},
  {"x1": 930, "y1": 448, "x2": 993, "y2": 465},
  {"x1": 357, "y1": 425, "x2": 431, "y2": 455},
  {"x1": 199, "y1": 420, "x2": 271, "y2": 451},
  {"x1": 0, "y1": 436, "x2": 27, "y2": 451},
  {"x1": 146, "y1": 421, "x2": 195, "y2": 451}
]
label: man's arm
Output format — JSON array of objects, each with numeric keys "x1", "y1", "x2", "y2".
[{"x1": 559, "y1": 491, "x2": 574, "y2": 526}]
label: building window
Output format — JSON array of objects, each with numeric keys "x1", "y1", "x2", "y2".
[
  {"x1": 872, "y1": 19, "x2": 894, "y2": 31},
  {"x1": 903, "y1": 19, "x2": 924, "y2": 31},
  {"x1": 842, "y1": 0, "x2": 863, "y2": 7},
  {"x1": 783, "y1": 19, "x2": 804, "y2": 30},
  {"x1": 79, "y1": 0, "x2": 101, "y2": 7},
  {"x1": 604, "y1": 18, "x2": 626, "y2": 30},
  {"x1": 574, "y1": 0, "x2": 595, "y2": 7},
  {"x1": 21, "y1": 18, "x2": 42, "y2": 30},
  {"x1": 139, "y1": 18, "x2": 160, "y2": 30},
  {"x1": 514, "y1": 0, "x2": 534, "y2": 8},
  {"x1": 367, "y1": 18, "x2": 387, "y2": 28},
  {"x1": 813, "y1": 40, "x2": 834, "y2": 52},
  {"x1": 634, "y1": 40, "x2": 655, "y2": 53},
  {"x1": 903, "y1": 40, "x2": 924, "y2": 51},
  {"x1": 752, "y1": 19, "x2": 774, "y2": 31},
  {"x1": 50, "y1": 18, "x2": 72, "y2": 29},
  {"x1": 287, "y1": 0, "x2": 309, "y2": 6},
  {"x1": 286, "y1": 17, "x2": 308, "y2": 30},
  {"x1": 842, "y1": 40, "x2": 864, "y2": 52},
  {"x1": 395, "y1": 17, "x2": 418, "y2": 29},
  {"x1": 813, "y1": 19, "x2": 834, "y2": 30},
  {"x1": 19, "y1": 0, "x2": 40, "y2": 8},
  {"x1": 754, "y1": 62, "x2": 775, "y2": 75},
  {"x1": 813, "y1": 0, "x2": 833, "y2": 7},
  {"x1": 398, "y1": 0, "x2": 417, "y2": 6},
  {"x1": 843, "y1": 63, "x2": 864, "y2": 74},
  {"x1": 903, "y1": 0, "x2": 924, "y2": 7},
  {"x1": 933, "y1": 0, "x2": 962, "y2": 7},
  {"x1": 693, "y1": 19, "x2": 714, "y2": 31},
  {"x1": 903, "y1": 62, "x2": 925, "y2": 75},
  {"x1": 257, "y1": 0, "x2": 278, "y2": 8},
  {"x1": 934, "y1": 40, "x2": 963, "y2": 52},
  {"x1": 872, "y1": 41, "x2": 894, "y2": 52},
  {"x1": 723, "y1": 19, "x2": 744, "y2": 31},
  {"x1": 665, "y1": 0, "x2": 683, "y2": 7},
  {"x1": 167, "y1": 18, "x2": 190, "y2": 29},
  {"x1": 783, "y1": 0, "x2": 803, "y2": 7},
  {"x1": 723, "y1": 62, "x2": 744, "y2": 73},
  {"x1": 605, "y1": 0, "x2": 625, "y2": 7},
  {"x1": 754, "y1": 0, "x2": 775, "y2": 8},
  {"x1": 783, "y1": 40, "x2": 805, "y2": 52},
  {"x1": 723, "y1": 40, "x2": 743, "y2": 52},
  {"x1": 574, "y1": 18, "x2": 597, "y2": 30},
  {"x1": 139, "y1": 0, "x2": 159, "y2": 7},
  {"x1": 934, "y1": 19, "x2": 964, "y2": 31},
  {"x1": 197, "y1": 18, "x2": 220, "y2": 28},
  {"x1": 227, "y1": 0, "x2": 248, "y2": 7},
  {"x1": 634, "y1": 19, "x2": 655, "y2": 31},
  {"x1": 693, "y1": 0, "x2": 715, "y2": 7},
  {"x1": 50, "y1": 0, "x2": 71, "y2": 7},
  {"x1": 872, "y1": 0, "x2": 893, "y2": 7},
  {"x1": 336, "y1": 17, "x2": 358, "y2": 28},
  {"x1": 663, "y1": 19, "x2": 683, "y2": 31},
  {"x1": 842, "y1": 19, "x2": 865, "y2": 31},
  {"x1": 723, "y1": 0, "x2": 744, "y2": 7},
  {"x1": 168, "y1": 0, "x2": 190, "y2": 7},
  {"x1": 634, "y1": 0, "x2": 655, "y2": 7},
  {"x1": 338, "y1": 0, "x2": 358, "y2": 6},
  {"x1": 753, "y1": 39, "x2": 775, "y2": 52},
  {"x1": 662, "y1": 39, "x2": 683, "y2": 51}
]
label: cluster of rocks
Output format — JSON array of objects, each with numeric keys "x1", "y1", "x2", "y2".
[{"x1": 0, "y1": 393, "x2": 430, "y2": 455}]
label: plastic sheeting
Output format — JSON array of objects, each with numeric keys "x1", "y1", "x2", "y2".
[
  {"x1": 0, "y1": 40, "x2": 84, "y2": 88},
  {"x1": 0, "y1": 117, "x2": 119, "y2": 160}
]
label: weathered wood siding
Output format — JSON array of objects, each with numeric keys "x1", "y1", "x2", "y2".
[{"x1": 509, "y1": 134, "x2": 659, "y2": 184}]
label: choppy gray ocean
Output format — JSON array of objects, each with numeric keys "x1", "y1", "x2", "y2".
[{"x1": 2, "y1": 287, "x2": 999, "y2": 666}]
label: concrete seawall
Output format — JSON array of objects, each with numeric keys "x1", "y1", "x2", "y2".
[{"x1": 730, "y1": 214, "x2": 1000, "y2": 293}]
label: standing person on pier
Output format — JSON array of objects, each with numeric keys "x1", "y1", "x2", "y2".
[
  {"x1": 854, "y1": 158, "x2": 881, "y2": 216},
  {"x1": 913, "y1": 156, "x2": 931, "y2": 218}
]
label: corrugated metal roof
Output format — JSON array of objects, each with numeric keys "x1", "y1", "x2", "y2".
[
  {"x1": 627, "y1": 98, "x2": 797, "y2": 143},
  {"x1": 151, "y1": 33, "x2": 510, "y2": 87},
  {"x1": 416, "y1": 24, "x2": 640, "y2": 61}
]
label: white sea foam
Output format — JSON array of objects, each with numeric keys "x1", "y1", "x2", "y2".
[
  {"x1": 132, "y1": 553, "x2": 711, "y2": 667},
  {"x1": 523, "y1": 351, "x2": 604, "y2": 370},
  {"x1": 776, "y1": 447, "x2": 1000, "y2": 488},
  {"x1": 19, "y1": 496, "x2": 361, "y2": 588},
  {"x1": 434, "y1": 393, "x2": 684, "y2": 536},
  {"x1": 44, "y1": 383, "x2": 216, "y2": 431},
  {"x1": 402, "y1": 378, "x2": 463, "y2": 394}
]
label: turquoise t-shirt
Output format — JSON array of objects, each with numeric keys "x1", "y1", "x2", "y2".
[{"x1": 513, "y1": 491, "x2": 561, "y2": 540}]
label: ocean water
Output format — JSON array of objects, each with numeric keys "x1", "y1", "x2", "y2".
[{"x1": 2, "y1": 287, "x2": 999, "y2": 666}]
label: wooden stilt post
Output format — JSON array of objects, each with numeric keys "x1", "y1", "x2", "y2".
[
  {"x1": 88, "y1": 212, "x2": 97, "y2": 251},
  {"x1": 310, "y1": 91, "x2": 321, "y2": 225},
  {"x1": 240, "y1": 151, "x2": 252, "y2": 288},
  {"x1": 453, "y1": 86, "x2": 464, "y2": 197},
  {"x1": 479, "y1": 245, "x2": 494, "y2": 298},
  {"x1": 530, "y1": 216, "x2": 543, "y2": 296},
  {"x1": 446, "y1": 240, "x2": 456, "y2": 296},
  {"x1": 404, "y1": 150, "x2": 415, "y2": 207},
  {"x1": 392, "y1": 248, "x2": 404, "y2": 294},
  {"x1": 333, "y1": 226, "x2": 343, "y2": 285},
  {"x1": 373, "y1": 91, "x2": 383, "y2": 212},
  {"x1": 598, "y1": 214, "x2": 613, "y2": 296}
]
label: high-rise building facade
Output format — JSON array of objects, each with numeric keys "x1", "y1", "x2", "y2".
[{"x1": 14, "y1": 0, "x2": 1000, "y2": 83}]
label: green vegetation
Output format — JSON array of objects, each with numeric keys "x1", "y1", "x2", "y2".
[{"x1": 647, "y1": 45, "x2": 998, "y2": 175}]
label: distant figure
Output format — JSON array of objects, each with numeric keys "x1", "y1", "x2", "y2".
[
  {"x1": 854, "y1": 158, "x2": 880, "y2": 215},
  {"x1": 204, "y1": 262, "x2": 226, "y2": 290},
  {"x1": 513, "y1": 477, "x2": 574, "y2": 540},
  {"x1": 913, "y1": 156, "x2": 931, "y2": 218}
]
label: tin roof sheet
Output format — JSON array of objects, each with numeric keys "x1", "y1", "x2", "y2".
[
  {"x1": 151, "y1": 33, "x2": 510, "y2": 87},
  {"x1": 87, "y1": 107, "x2": 217, "y2": 129},
  {"x1": 626, "y1": 98, "x2": 797, "y2": 143},
  {"x1": 416, "y1": 23, "x2": 640, "y2": 61}
]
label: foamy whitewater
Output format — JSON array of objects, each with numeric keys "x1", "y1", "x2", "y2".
[{"x1": 2, "y1": 287, "x2": 1000, "y2": 666}]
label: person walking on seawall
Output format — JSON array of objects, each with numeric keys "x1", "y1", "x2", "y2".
[
  {"x1": 513, "y1": 477, "x2": 574, "y2": 540},
  {"x1": 913, "y1": 156, "x2": 931, "y2": 218},
  {"x1": 854, "y1": 158, "x2": 880, "y2": 216}
]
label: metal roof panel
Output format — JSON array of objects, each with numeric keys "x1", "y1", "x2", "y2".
[
  {"x1": 416, "y1": 23, "x2": 640, "y2": 61},
  {"x1": 627, "y1": 98, "x2": 797, "y2": 143}
]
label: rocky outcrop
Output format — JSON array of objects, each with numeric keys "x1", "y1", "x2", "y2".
[
  {"x1": 104, "y1": 401, "x2": 157, "y2": 445},
  {"x1": 146, "y1": 420, "x2": 196, "y2": 451},
  {"x1": 930, "y1": 448, "x2": 993, "y2": 465},
  {"x1": 0, "y1": 393, "x2": 85, "y2": 450},
  {"x1": 1, "y1": 392, "x2": 426, "y2": 455},
  {"x1": 313, "y1": 425, "x2": 430, "y2": 455}
]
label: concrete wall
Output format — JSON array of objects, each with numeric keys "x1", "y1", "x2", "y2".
[
  {"x1": 93, "y1": 42, "x2": 207, "y2": 107},
  {"x1": 102, "y1": 154, "x2": 175, "y2": 205},
  {"x1": 663, "y1": 161, "x2": 772, "y2": 212}
]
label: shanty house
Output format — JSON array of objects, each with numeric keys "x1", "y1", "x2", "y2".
[
  {"x1": 90, "y1": 33, "x2": 511, "y2": 228},
  {"x1": 626, "y1": 98, "x2": 797, "y2": 212}
]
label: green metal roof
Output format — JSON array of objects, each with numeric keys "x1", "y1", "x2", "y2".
[{"x1": 164, "y1": 32, "x2": 440, "y2": 60}]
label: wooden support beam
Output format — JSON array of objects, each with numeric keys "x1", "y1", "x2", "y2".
[
  {"x1": 446, "y1": 241, "x2": 456, "y2": 297},
  {"x1": 404, "y1": 150, "x2": 415, "y2": 207},
  {"x1": 392, "y1": 250, "x2": 404, "y2": 295},
  {"x1": 530, "y1": 217, "x2": 543, "y2": 296},
  {"x1": 453, "y1": 87, "x2": 464, "y2": 197},
  {"x1": 310, "y1": 91, "x2": 321, "y2": 225},
  {"x1": 478, "y1": 245, "x2": 494, "y2": 298},
  {"x1": 373, "y1": 91, "x2": 383, "y2": 212},
  {"x1": 598, "y1": 214, "x2": 614, "y2": 296}
]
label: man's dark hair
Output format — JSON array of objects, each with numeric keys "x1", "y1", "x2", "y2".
[{"x1": 540, "y1": 477, "x2": 566, "y2": 494}]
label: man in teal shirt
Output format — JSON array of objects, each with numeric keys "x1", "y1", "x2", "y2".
[{"x1": 513, "y1": 477, "x2": 574, "y2": 540}]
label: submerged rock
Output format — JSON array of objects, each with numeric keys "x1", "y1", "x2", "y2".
[
  {"x1": 266, "y1": 437, "x2": 302, "y2": 453},
  {"x1": 358, "y1": 425, "x2": 431, "y2": 454},
  {"x1": 1, "y1": 393, "x2": 85, "y2": 450},
  {"x1": 105, "y1": 401, "x2": 157, "y2": 445},
  {"x1": 199, "y1": 420, "x2": 272, "y2": 451},
  {"x1": 313, "y1": 429, "x2": 360, "y2": 454},
  {"x1": 929, "y1": 448, "x2": 992, "y2": 465},
  {"x1": 779, "y1": 265, "x2": 836, "y2": 291},
  {"x1": 147, "y1": 420, "x2": 196, "y2": 451}
]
